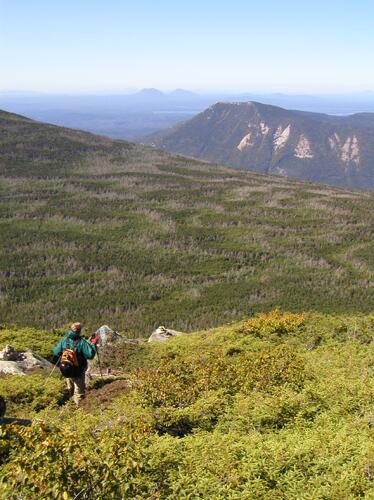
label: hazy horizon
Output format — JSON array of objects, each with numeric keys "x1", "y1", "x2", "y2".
[{"x1": 2, "y1": 88, "x2": 374, "y2": 98}]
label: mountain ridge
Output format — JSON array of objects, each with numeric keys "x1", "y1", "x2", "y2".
[{"x1": 146, "y1": 101, "x2": 374, "y2": 188}]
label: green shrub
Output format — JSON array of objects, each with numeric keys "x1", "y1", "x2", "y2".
[
  {"x1": 0, "y1": 374, "x2": 65, "y2": 417},
  {"x1": 0, "y1": 326, "x2": 62, "y2": 360},
  {"x1": 0, "y1": 311, "x2": 373, "y2": 498}
]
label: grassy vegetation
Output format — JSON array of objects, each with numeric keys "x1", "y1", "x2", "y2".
[
  {"x1": 0, "y1": 326, "x2": 62, "y2": 360},
  {"x1": 0, "y1": 311, "x2": 373, "y2": 498},
  {"x1": 2, "y1": 111, "x2": 374, "y2": 335}
]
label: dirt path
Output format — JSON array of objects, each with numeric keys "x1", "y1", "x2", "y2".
[{"x1": 81, "y1": 378, "x2": 130, "y2": 412}]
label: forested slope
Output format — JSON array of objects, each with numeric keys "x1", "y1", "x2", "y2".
[{"x1": 1, "y1": 111, "x2": 374, "y2": 333}]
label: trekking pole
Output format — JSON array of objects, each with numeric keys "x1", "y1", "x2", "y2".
[
  {"x1": 44, "y1": 355, "x2": 61, "y2": 385},
  {"x1": 96, "y1": 347, "x2": 103, "y2": 377}
]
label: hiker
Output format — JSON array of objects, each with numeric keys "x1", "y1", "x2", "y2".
[{"x1": 52, "y1": 322, "x2": 97, "y2": 406}]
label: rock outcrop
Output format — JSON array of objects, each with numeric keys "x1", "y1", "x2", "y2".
[
  {"x1": 94, "y1": 325, "x2": 121, "y2": 346},
  {"x1": 0, "y1": 346, "x2": 54, "y2": 375},
  {"x1": 148, "y1": 326, "x2": 184, "y2": 342}
]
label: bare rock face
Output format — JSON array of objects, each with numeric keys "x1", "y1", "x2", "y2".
[
  {"x1": 18, "y1": 351, "x2": 54, "y2": 372},
  {"x1": 0, "y1": 346, "x2": 54, "y2": 375},
  {"x1": 148, "y1": 326, "x2": 184, "y2": 343},
  {"x1": 294, "y1": 134, "x2": 314, "y2": 159},
  {"x1": 0, "y1": 360, "x2": 25, "y2": 375}
]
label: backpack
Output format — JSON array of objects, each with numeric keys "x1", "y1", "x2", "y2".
[{"x1": 59, "y1": 340, "x2": 82, "y2": 378}]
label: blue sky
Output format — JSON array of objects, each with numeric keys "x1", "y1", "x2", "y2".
[{"x1": 1, "y1": 0, "x2": 374, "y2": 93}]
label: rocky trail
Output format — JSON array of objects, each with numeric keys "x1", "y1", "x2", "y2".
[{"x1": 81, "y1": 378, "x2": 130, "y2": 412}]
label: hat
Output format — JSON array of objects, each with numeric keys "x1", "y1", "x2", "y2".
[{"x1": 71, "y1": 322, "x2": 82, "y2": 332}]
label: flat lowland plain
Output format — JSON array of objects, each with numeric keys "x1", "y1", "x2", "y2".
[{"x1": 1, "y1": 110, "x2": 374, "y2": 333}]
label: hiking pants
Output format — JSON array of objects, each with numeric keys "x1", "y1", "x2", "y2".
[{"x1": 66, "y1": 371, "x2": 86, "y2": 406}]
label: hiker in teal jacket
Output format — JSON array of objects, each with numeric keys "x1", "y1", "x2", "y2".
[{"x1": 53, "y1": 322, "x2": 96, "y2": 405}]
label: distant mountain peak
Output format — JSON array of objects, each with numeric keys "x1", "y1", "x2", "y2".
[
  {"x1": 169, "y1": 88, "x2": 198, "y2": 97},
  {"x1": 135, "y1": 88, "x2": 165, "y2": 97}
]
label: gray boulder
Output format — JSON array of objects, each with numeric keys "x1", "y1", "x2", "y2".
[
  {"x1": 148, "y1": 326, "x2": 184, "y2": 343},
  {"x1": 94, "y1": 325, "x2": 121, "y2": 346},
  {"x1": 0, "y1": 360, "x2": 25, "y2": 375},
  {"x1": 18, "y1": 350, "x2": 54, "y2": 372},
  {"x1": 0, "y1": 347, "x2": 54, "y2": 376}
]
